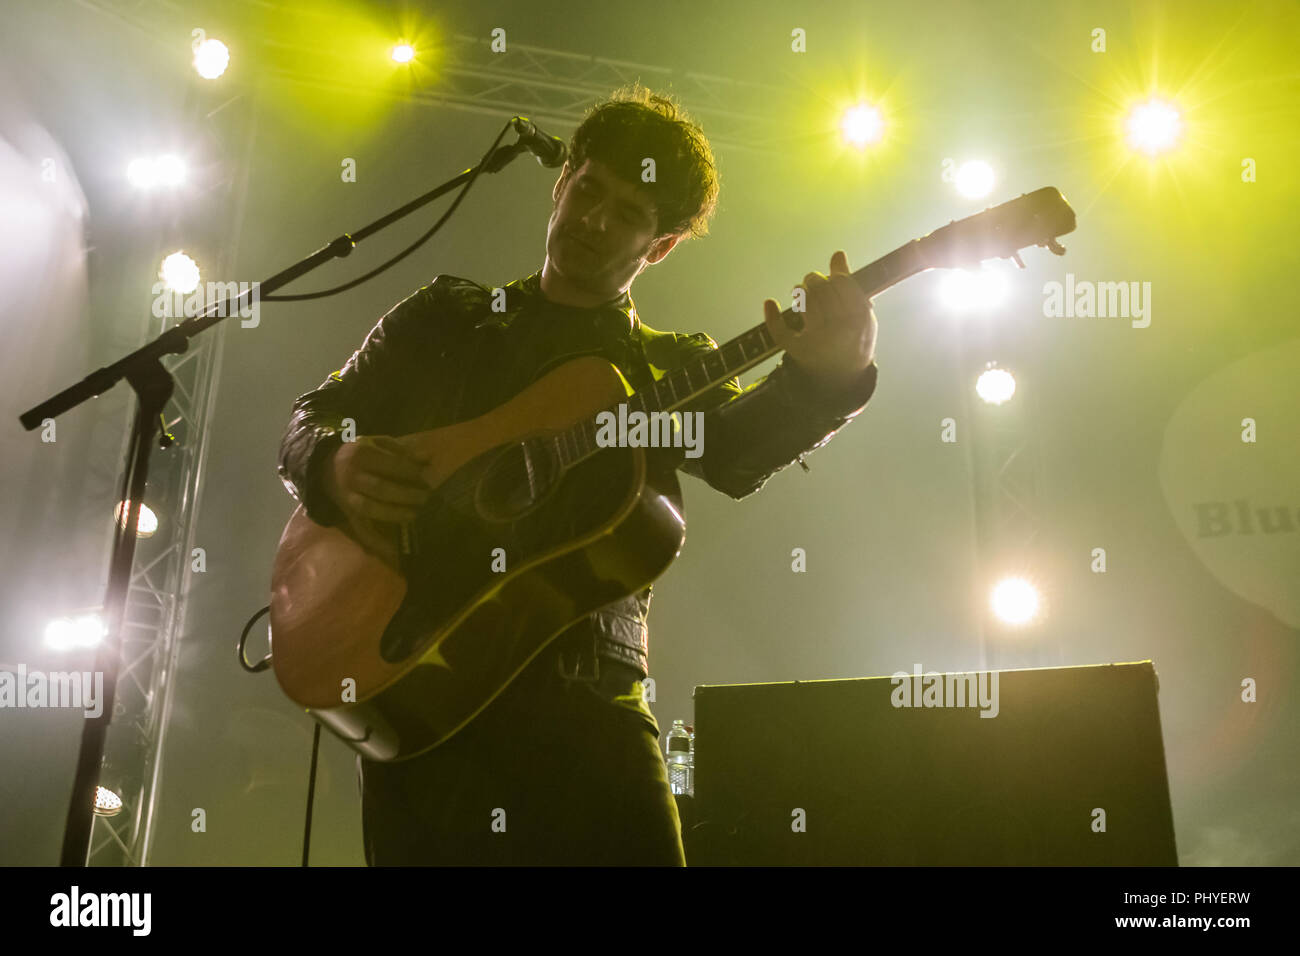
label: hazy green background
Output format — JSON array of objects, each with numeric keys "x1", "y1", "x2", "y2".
[{"x1": 1, "y1": 0, "x2": 1295, "y2": 865}]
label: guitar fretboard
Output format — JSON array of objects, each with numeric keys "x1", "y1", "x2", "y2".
[{"x1": 551, "y1": 322, "x2": 781, "y2": 467}]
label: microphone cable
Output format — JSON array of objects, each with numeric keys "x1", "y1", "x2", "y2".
[{"x1": 261, "y1": 118, "x2": 515, "y2": 302}]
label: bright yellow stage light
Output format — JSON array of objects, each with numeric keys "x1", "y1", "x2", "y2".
[
  {"x1": 841, "y1": 104, "x2": 884, "y2": 146},
  {"x1": 938, "y1": 268, "x2": 1008, "y2": 312},
  {"x1": 991, "y1": 577, "x2": 1041, "y2": 626},
  {"x1": 954, "y1": 160, "x2": 995, "y2": 199},
  {"x1": 391, "y1": 43, "x2": 415, "y2": 64},
  {"x1": 193, "y1": 38, "x2": 230, "y2": 80},
  {"x1": 45, "y1": 613, "x2": 107, "y2": 651},
  {"x1": 1125, "y1": 98, "x2": 1182, "y2": 155},
  {"x1": 160, "y1": 251, "x2": 200, "y2": 294},
  {"x1": 976, "y1": 367, "x2": 1017, "y2": 405}
]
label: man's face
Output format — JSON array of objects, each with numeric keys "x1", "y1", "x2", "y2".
[{"x1": 544, "y1": 158, "x2": 678, "y2": 301}]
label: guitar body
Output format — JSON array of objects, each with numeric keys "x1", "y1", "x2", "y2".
[{"x1": 269, "y1": 356, "x2": 686, "y2": 762}]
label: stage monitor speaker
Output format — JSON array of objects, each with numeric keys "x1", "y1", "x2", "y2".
[{"x1": 686, "y1": 660, "x2": 1177, "y2": 865}]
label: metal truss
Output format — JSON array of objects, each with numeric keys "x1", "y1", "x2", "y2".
[
  {"x1": 266, "y1": 31, "x2": 787, "y2": 153},
  {"x1": 86, "y1": 321, "x2": 229, "y2": 866},
  {"x1": 79, "y1": 73, "x2": 257, "y2": 866},
  {"x1": 78, "y1": 0, "x2": 785, "y2": 149}
]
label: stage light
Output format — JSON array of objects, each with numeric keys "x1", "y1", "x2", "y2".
[
  {"x1": 1125, "y1": 98, "x2": 1182, "y2": 155},
  {"x1": 954, "y1": 160, "x2": 995, "y2": 199},
  {"x1": 127, "y1": 155, "x2": 186, "y2": 190},
  {"x1": 115, "y1": 500, "x2": 158, "y2": 538},
  {"x1": 93, "y1": 787, "x2": 123, "y2": 817},
  {"x1": 841, "y1": 104, "x2": 884, "y2": 146},
  {"x1": 160, "y1": 251, "x2": 200, "y2": 294},
  {"x1": 153, "y1": 154, "x2": 185, "y2": 187},
  {"x1": 938, "y1": 268, "x2": 1008, "y2": 311},
  {"x1": 127, "y1": 157, "x2": 156, "y2": 190},
  {"x1": 44, "y1": 612, "x2": 107, "y2": 651},
  {"x1": 976, "y1": 367, "x2": 1016, "y2": 405},
  {"x1": 193, "y1": 38, "x2": 229, "y2": 79},
  {"x1": 391, "y1": 43, "x2": 415, "y2": 64},
  {"x1": 991, "y1": 577, "x2": 1041, "y2": 626}
]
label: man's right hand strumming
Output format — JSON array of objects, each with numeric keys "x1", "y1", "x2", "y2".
[{"x1": 321, "y1": 435, "x2": 432, "y2": 561}]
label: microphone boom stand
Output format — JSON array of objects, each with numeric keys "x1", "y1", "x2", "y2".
[{"x1": 18, "y1": 135, "x2": 538, "y2": 867}]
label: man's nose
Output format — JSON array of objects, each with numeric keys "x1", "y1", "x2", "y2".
[{"x1": 579, "y1": 201, "x2": 609, "y2": 233}]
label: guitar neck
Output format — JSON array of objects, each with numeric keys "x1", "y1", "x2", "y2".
[
  {"x1": 548, "y1": 240, "x2": 928, "y2": 469},
  {"x1": 644, "y1": 240, "x2": 928, "y2": 415}
]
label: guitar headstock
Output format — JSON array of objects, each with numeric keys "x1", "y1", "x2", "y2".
[{"x1": 918, "y1": 186, "x2": 1077, "y2": 270}]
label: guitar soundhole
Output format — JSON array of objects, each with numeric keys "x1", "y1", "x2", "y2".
[{"x1": 474, "y1": 438, "x2": 561, "y2": 523}]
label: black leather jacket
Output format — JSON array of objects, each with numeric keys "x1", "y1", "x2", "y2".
[{"x1": 276, "y1": 269, "x2": 878, "y2": 679}]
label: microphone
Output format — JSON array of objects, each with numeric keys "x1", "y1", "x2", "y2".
[{"x1": 511, "y1": 117, "x2": 567, "y2": 168}]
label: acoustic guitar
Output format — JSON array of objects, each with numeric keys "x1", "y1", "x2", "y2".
[{"x1": 269, "y1": 186, "x2": 1077, "y2": 761}]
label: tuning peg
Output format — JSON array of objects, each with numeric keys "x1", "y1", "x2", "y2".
[
  {"x1": 1009, "y1": 252, "x2": 1026, "y2": 270},
  {"x1": 1045, "y1": 238, "x2": 1066, "y2": 256}
]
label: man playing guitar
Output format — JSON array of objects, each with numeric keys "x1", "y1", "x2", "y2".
[{"x1": 276, "y1": 82, "x2": 878, "y2": 865}]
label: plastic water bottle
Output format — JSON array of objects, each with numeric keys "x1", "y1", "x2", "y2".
[
  {"x1": 686, "y1": 724, "x2": 695, "y2": 797},
  {"x1": 666, "y1": 719, "x2": 691, "y2": 795}
]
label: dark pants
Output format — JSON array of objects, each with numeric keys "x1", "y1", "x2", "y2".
[{"x1": 357, "y1": 645, "x2": 686, "y2": 866}]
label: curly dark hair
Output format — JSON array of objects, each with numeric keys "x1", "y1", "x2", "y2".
[{"x1": 562, "y1": 82, "x2": 720, "y2": 240}]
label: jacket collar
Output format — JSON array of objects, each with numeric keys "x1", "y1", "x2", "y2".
[{"x1": 510, "y1": 269, "x2": 641, "y2": 335}]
